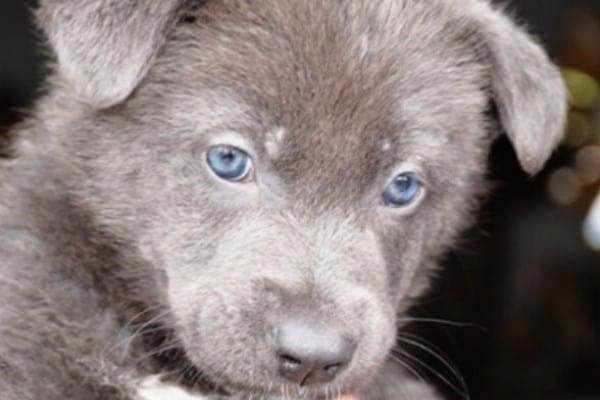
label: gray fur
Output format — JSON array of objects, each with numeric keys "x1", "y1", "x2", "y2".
[
  {"x1": 469, "y1": 2, "x2": 567, "y2": 173},
  {"x1": 0, "y1": 1, "x2": 566, "y2": 399},
  {"x1": 36, "y1": 0, "x2": 183, "y2": 107}
]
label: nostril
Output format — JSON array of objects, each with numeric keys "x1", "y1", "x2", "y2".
[
  {"x1": 278, "y1": 353, "x2": 312, "y2": 385},
  {"x1": 324, "y1": 363, "x2": 342, "y2": 376},
  {"x1": 280, "y1": 354, "x2": 302, "y2": 370},
  {"x1": 273, "y1": 321, "x2": 356, "y2": 385}
]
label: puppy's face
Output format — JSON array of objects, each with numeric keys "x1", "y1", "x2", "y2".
[{"x1": 36, "y1": 0, "x2": 566, "y2": 397}]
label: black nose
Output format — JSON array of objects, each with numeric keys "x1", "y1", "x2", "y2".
[{"x1": 274, "y1": 322, "x2": 356, "y2": 386}]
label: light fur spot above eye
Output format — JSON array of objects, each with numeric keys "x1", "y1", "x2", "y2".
[{"x1": 264, "y1": 127, "x2": 287, "y2": 159}]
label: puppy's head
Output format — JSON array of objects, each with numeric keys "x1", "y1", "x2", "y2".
[{"x1": 36, "y1": 0, "x2": 566, "y2": 397}]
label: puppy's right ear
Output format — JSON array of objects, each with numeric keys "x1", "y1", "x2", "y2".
[
  {"x1": 37, "y1": 0, "x2": 184, "y2": 108},
  {"x1": 469, "y1": 1, "x2": 567, "y2": 174}
]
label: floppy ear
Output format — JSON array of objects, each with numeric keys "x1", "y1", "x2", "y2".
[
  {"x1": 36, "y1": 0, "x2": 184, "y2": 108},
  {"x1": 470, "y1": 2, "x2": 567, "y2": 174}
]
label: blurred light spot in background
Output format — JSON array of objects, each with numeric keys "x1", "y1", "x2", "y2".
[
  {"x1": 563, "y1": 68, "x2": 599, "y2": 110},
  {"x1": 564, "y1": 111, "x2": 592, "y2": 147},
  {"x1": 548, "y1": 167, "x2": 582, "y2": 205},
  {"x1": 584, "y1": 192, "x2": 600, "y2": 251},
  {"x1": 594, "y1": 117, "x2": 600, "y2": 144},
  {"x1": 575, "y1": 145, "x2": 600, "y2": 184}
]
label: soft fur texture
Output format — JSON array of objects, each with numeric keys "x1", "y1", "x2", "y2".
[{"x1": 0, "y1": 1, "x2": 566, "y2": 399}]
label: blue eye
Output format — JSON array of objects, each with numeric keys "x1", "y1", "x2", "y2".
[
  {"x1": 383, "y1": 174, "x2": 423, "y2": 208},
  {"x1": 206, "y1": 145, "x2": 253, "y2": 182}
]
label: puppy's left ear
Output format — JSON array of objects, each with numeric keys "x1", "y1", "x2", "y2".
[
  {"x1": 470, "y1": 2, "x2": 568, "y2": 174},
  {"x1": 36, "y1": 0, "x2": 184, "y2": 108}
]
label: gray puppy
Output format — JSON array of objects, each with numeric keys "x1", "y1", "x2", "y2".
[{"x1": 0, "y1": 0, "x2": 566, "y2": 399}]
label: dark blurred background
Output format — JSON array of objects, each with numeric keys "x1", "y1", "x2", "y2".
[{"x1": 1, "y1": 1, "x2": 599, "y2": 399}]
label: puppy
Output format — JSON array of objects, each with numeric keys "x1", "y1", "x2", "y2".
[{"x1": 0, "y1": 0, "x2": 566, "y2": 399}]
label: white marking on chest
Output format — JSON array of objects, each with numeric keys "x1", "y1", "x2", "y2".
[
  {"x1": 136, "y1": 376, "x2": 209, "y2": 400},
  {"x1": 265, "y1": 127, "x2": 287, "y2": 159}
]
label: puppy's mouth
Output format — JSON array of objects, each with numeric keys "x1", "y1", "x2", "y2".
[
  {"x1": 216, "y1": 383, "x2": 354, "y2": 400},
  {"x1": 193, "y1": 369, "x2": 357, "y2": 400},
  {"x1": 157, "y1": 375, "x2": 355, "y2": 400},
  {"x1": 146, "y1": 340, "x2": 355, "y2": 400},
  {"x1": 140, "y1": 377, "x2": 355, "y2": 400}
]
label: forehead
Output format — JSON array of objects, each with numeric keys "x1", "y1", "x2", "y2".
[{"x1": 144, "y1": 0, "x2": 489, "y2": 198}]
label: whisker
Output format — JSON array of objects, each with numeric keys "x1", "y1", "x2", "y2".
[
  {"x1": 394, "y1": 347, "x2": 469, "y2": 400},
  {"x1": 397, "y1": 334, "x2": 470, "y2": 399},
  {"x1": 388, "y1": 352, "x2": 427, "y2": 387},
  {"x1": 132, "y1": 340, "x2": 182, "y2": 365},
  {"x1": 397, "y1": 317, "x2": 486, "y2": 331},
  {"x1": 107, "y1": 308, "x2": 170, "y2": 356}
]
